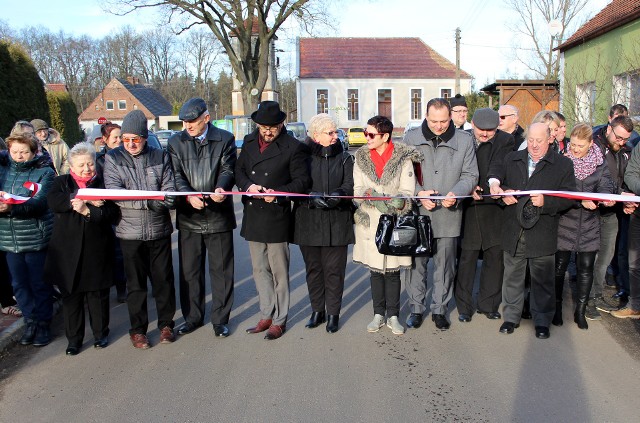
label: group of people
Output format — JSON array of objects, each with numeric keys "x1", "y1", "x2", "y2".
[{"x1": 1, "y1": 96, "x2": 638, "y2": 355}]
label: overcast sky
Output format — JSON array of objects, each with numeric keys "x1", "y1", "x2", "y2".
[{"x1": 1, "y1": 0, "x2": 611, "y2": 89}]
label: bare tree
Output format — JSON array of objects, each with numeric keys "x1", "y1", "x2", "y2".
[
  {"x1": 506, "y1": 0, "x2": 589, "y2": 79},
  {"x1": 183, "y1": 28, "x2": 224, "y2": 96},
  {"x1": 110, "y1": 0, "x2": 331, "y2": 113}
]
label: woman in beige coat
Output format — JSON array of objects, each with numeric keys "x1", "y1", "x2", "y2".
[{"x1": 353, "y1": 115, "x2": 423, "y2": 335}]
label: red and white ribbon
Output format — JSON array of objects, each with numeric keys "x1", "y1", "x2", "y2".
[{"x1": 0, "y1": 182, "x2": 42, "y2": 204}]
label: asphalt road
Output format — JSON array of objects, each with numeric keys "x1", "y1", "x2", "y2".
[{"x1": 1, "y1": 197, "x2": 639, "y2": 422}]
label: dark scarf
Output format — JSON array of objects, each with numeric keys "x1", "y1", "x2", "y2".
[
  {"x1": 305, "y1": 137, "x2": 344, "y2": 158},
  {"x1": 421, "y1": 119, "x2": 456, "y2": 147}
]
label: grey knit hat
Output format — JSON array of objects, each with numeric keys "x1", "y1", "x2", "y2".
[{"x1": 120, "y1": 110, "x2": 148, "y2": 138}]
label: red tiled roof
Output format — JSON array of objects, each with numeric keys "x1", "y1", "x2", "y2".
[
  {"x1": 299, "y1": 37, "x2": 471, "y2": 79},
  {"x1": 557, "y1": 0, "x2": 640, "y2": 51},
  {"x1": 46, "y1": 83, "x2": 68, "y2": 92}
]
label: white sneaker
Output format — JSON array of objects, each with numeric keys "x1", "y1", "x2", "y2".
[
  {"x1": 386, "y1": 316, "x2": 405, "y2": 335},
  {"x1": 367, "y1": 314, "x2": 385, "y2": 332}
]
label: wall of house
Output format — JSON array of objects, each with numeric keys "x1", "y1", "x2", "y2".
[
  {"x1": 561, "y1": 19, "x2": 640, "y2": 125},
  {"x1": 296, "y1": 78, "x2": 472, "y2": 129}
]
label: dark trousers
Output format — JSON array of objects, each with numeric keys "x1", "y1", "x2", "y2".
[
  {"x1": 370, "y1": 271, "x2": 401, "y2": 317},
  {"x1": 627, "y1": 215, "x2": 640, "y2": 310},
  {"x1": 120, "y1": 237, "x2": 176, "y2": 335},
  {"x1": 455, "y1": 245, "x2": 504, "y2": 315},
  {"x1": 112, "y1": 231, "x2": 126, "y2": 293},
  {"x1": 555, "y1": 250, "x2": 597, "y2": 307},
  {"x1": 502, "y1": 234, "x2": 555, "y2": 327},
  {"x1": 62, "y1": 288, "x2": 110, "y2": 347},
  {"x1": 0, "y1": 251, "x2": 16, "y2": 308},
  {"x1": 178, "y1": 230, "x2": 234, "y2": 325},
  {"x1": 6, "y1": 251, "x2": 52, "y2": 322},
  {"x1": 300, "y1": 245, "x2": 347, "y2": 316}
]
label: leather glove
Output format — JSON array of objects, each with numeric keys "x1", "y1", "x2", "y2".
[
  {"x1": 147, "y1": 200, "x2": 164, "y2": 212},
  {"x1": 309, "y1": 192, "x2": 330, "y2": 209},
  {"x1": 325, "y1": 189, "x2": 345, "y2": 209},
  {"x1": 389, "y1": 195, "x2": 405, "y2": 211},
  {"x1": 163, "y1": 195, "x2": 176, "y2": 209},
  {"x1": 374, "y1": 193, "x2": 391, "y2": 214}
]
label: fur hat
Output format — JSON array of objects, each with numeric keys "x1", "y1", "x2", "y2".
[{"x1": 120, "y1": 110, "x2": 148, "y2": 138}]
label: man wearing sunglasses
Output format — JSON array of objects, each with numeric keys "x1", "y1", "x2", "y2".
[
  {"x1": 403, "y1": 97, "x2": 479, "y2": 331},
  {"x1": 104, "y1": 109, "x2": 177, "y2": 349},
  {"x1": 497, "y1": 104, "x2": 525, "y2": 150}
]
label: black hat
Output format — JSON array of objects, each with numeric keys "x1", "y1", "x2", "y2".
[
  {"x1": 121, "y1": 110, "x2": 148, "y2": 138},
  {"x1": 517, "y1": 197, "x2": 540, "y2": 229},
  {"x1": 472, "y1": 108, "x2": 499, "y2": 130},
  {"x1": 179, "y1": 98, "x2": 208, "y2": 121},
  {"x1": 251, "y1": 101, "x2": 287, "y2": 125},
  {"x1": 450, "y1": 94, "x2": 467, "y2": 108}
]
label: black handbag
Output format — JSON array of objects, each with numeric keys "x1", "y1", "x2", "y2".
[{"x1": 375, "y1": 208, "x2": 433, "y2": 257}]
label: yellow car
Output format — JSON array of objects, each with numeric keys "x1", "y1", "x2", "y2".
[{"x1": 348, "y1": 127, "x2": 367, "y2": 147}]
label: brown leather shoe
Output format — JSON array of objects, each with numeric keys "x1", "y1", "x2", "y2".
[
  {"x1": 130, "y1": 333, "x2": 150, "y2": 349},
  {"x1": 264, "y1": 324, "x2": 286, "y2": 340},
  {"x1": 246, "y1": 319, "x2": 272, "y2": 334},
  {"x1": 159, "y1": 326, "x2": 175, "y2": 344}
]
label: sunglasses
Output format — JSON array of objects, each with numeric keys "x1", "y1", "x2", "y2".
[
  {"x1": 499, "y1": 114, "x2": 516, "y2": 119},
  {"x1": 364, "y1": 131, "x2": 386, "y2": 139},
  {"x1": 122, "y1": 136, "x2": 144, "y2": 143}
]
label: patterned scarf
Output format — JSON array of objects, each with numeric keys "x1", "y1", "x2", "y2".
[{"x1": 566, "y1": 143, "x2": 603, "y2": 180}]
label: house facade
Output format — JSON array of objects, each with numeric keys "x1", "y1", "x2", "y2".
[
  {"x1": 78, "y1": 77, "x2": 173, "y2": 135},
  {"x1": 557, "y1": 0, "x2": 640, "y2": 125},
  {"x1": 296, "y1": 38, "x2": 472, "y2": 130}
]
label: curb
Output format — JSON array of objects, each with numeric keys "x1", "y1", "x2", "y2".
[{"x1": 0, "y1": 317, "x2": 24, "y2": 353}]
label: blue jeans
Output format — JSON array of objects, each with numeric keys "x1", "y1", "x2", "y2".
[{"x1": 6, "y1": 251, "x2": 52, "y2": 322}]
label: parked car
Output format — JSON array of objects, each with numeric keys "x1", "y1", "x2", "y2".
[
  {"x1": 155, "y1": 130, "x2": 176, "y2": 149},
  {"x1": 347, "y1": 127, "x2": 366, "y2": 147},
  {"x1": 146, "y1": 132, "x2": 163, "y2": 150},
  {"x1": 337, "y1": 128, "x2": 349, "y2": 150},
  {"x1": 403, "y1": 121, "x2": 422, "y2": 135},
  {"x1": 286, "y1": 122, "x2": 307, "y2": 141}
]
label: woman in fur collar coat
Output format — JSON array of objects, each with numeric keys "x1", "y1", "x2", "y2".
[{"x1": 353, "y1": 116, "x2": 423, "y2": 335}]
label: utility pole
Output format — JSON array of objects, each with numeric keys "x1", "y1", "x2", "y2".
[{"x1": 455, "y1": 27, "x2": 461, "y2": 95}]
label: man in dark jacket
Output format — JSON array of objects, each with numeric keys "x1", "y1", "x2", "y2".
[
  {"x1": 103, "y1": 110, "x2": 177, "y2": 349},
  {"x1": 168, "y1": 98, "x2": 237, "y2": 338},
  {"x1": 591, "y1": 115, "x2": 635, "y2": 317},
  {"x1": 235, "y1": 101, "x2": 310, "y2": 340},
  {"x1": 498, "y1": 105, "x2": 525, "y2": 150},
  {"x1": 489, "y1": 122, "x2": 575, "y2": 339},
  {"x1": 455, "y1": 109, "x2": 514, "y2": 322}
]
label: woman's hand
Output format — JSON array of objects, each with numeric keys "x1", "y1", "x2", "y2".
[
  {"x1": 88, "y1": 200, "x2": 104, "y2": 207},
  {"x1": 71, "y1": 198, "x2": 90, "y2": 216},
  {"x1": 581, "y1": 200, "x2": 597, "y2": 210}
]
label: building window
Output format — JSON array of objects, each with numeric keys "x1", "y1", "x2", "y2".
[
  {"x1": 347, "y1": 89, "x2": 359, "y2": 121},
  {"x1": 317, "y1": 89, "x2": 328, "y2": 114},
  {"x1": 576, "y1": 82, "x2": 597, "y2": 124},
  {"x1": 411, "y1": 89, "x2": 422, "y2": 120},
  {"x1": 118, "y1": 100, "x2": 127, "y2": 110},
  {"x1": 440, "y1": 89, "x2": 452, "y2": 99},
  {"x1": 378, "y1": 89, "x2": 392, "y2": 119},
  {"x1": 613, "y1": 70, "x2": 640, "y2": 116},
  {"x1": 106, "y1": 100, "x2": 114, "y2": 110}
]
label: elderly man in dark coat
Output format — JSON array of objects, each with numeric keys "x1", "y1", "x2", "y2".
[
  {"x1": 168, "y1": 98, "x2": 237, "y2": 338},
  {"x1": 235, "y1": 101, "x2": 310, "y2": 340},
  {"x1": 489, "y1": 122, "x2": 576, "y2": 339},
  {"x1": 454, "y1": 109, "x2": 514, "y2": 323}
]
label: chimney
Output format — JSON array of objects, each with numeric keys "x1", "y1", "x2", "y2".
[{"x1": 126, "y1": 76, "x2": 140, "y2": 85}]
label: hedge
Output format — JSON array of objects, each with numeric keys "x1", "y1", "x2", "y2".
[{"x1": 47, "y1": 91, "x2": 82, "y2": 146}]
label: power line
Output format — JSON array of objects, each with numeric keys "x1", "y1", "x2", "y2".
[{"x1": 461, "y1": 42, "x2": 539, "y2": 52}]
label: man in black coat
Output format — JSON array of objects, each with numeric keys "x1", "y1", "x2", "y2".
[
  {"x1": 168, "y1": 98, "x2": 237, "y2": 338},
  {"x1": 455, "y1": 109, "x2": 514, "y2": 322},
  {"x1": 489, "y1": 123, "x2": 575, "y2": 339},
  {"x1": 498, "y1": 105, "x2": 525, "y2": 150},
  {"x1": 235, "y1": 101, "x2": 311, "y2": 340}
]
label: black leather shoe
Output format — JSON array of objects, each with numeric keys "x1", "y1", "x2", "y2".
[
  {"x1": 535, "y1": 326, "x2": 550, "y2": 339},
  {"x1": 177, "y1": 322, "x2": 203, "y2": 335},
  {"x1": 499, "y1": 322, "x2": 519, "y2": 334},
  {"x1": 66, "y1": 345, "x2": 80, "y2": 356},
  {"x1": 326, "y1": 315, "x2": 339, "y2": 333},
  {"x1": 479, "y1": 311, "x2": 501, "y2": 320},
  {"x1": 213, "y1": 324, "x2": 230, "y2": 337},
  {"x1": 406, "y1": 313, "x2": 423, "y2": 328},
  {"x1": 432, "y1": 314, "x2": 450, "y2": 330},
  {"x1": 458, "y1": 314, "x2": 472, "y2": 322},
  {"x1": 305, "y1": 311, "x2": 325, "y2": 329},
  {"x1": 93, "y1": 337, "x2": 109, "y2": 349}
]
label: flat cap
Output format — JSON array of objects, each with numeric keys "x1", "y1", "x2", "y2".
[
  {"x1": 31, "y1": 119, "x2": 49, "y2": 132},
  {"x1": 179, "y1": 98, "x2": 208, "y2": 121},
  {"x1": 472, "y1": 108, "x2": 499, "y2": 130}
]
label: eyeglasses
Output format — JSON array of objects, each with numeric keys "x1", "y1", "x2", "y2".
[
  {"x1": 451, "y1": 109, "x2": 468, "y2": 114},
  {"x1": 364, "y1": 131, "x2": 386, "y2": 139},
  {"x1": 499, "y1": 114, "x2": 516, "y2": 119},
  {"x1": 322, "y1": 131, "x2": 339, "y2": 136},
  {"x1": 122, "y1": 136, "x2": 143, "y2": 143},
  {"x1": 610, "y1": 125, "x2": 631, "y2": 142},
  {"x1": 258, "y1": 125, "x2": 280, "y2": 132}
]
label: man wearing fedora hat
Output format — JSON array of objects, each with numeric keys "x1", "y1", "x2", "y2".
[
  {"x1": 489, "y1": 122, "x2": 575, "y2": 339},
  {"x1": 455, "y1": 108, "x2": 514, "y2": 323},
  {"x1": 235, "y1": 101, "x2": 310, "y2": 340}
]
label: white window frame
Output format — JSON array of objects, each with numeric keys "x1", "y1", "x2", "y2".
[
  {"x1": 316, "y1": 89, "x2": 329, "y2": 114},
  {"x1": 440, "y1": 88, "x2": 453, "y2": 99},
  {"x1": 376, "y1": 88, "x2": 393, "y2": 121},
  {"x1": 613, "y1": 70, "x2": 640, "y2": 116},
  {"x1": 106, "y1": 100, "x2": 114, "y2": 111},
  {"x1": 410, "y1": 88, "x2": 423, "y2": 120},
  {"x1": 118, "y1": 100, "x2": 127, "y2": 110},
  {"x1": 575, "y1": 81, "x2": 596, "y2": 124},
  {"x1": 347, "y1": 88, "x2": 359, "y2": 121}
]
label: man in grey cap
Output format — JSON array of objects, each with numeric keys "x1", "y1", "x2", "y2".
[
  {"x1": 31, "y1": 119, "x2": 70, "y2": 175},
  {"x1": 103, "y1": 109, "x2": 177, "y2": 349},
  {"x1": 168, "y1": 98, "x2": 237, "y2": 338},
  {"x1": 454, "y1": 108, "x2": 514, "y2": 323}
]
